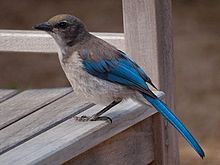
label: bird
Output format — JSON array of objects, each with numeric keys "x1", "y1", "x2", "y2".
[{"x1": 33, "y1": 14, "x2": 205, "y2": 158}]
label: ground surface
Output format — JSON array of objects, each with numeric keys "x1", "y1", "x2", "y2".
[{"x1": 0, "y1": 0, "x2": 219, "y2": 164}]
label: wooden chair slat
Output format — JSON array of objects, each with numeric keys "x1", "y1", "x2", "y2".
[
  {"x1": 63, "y1": 118, "x2": 154, "y2": 165},
  {"x1": 0, "y1": 30, "x2": 125, "y2": 53},
  {"x1": 0, "y1": 88, "x2": 72, "y2": 130},
  {"x1": 0, "y1": 89, "x2": 17, "y2": 103},
  {"x1": 0, "y1": 90, "x2": 93, "y2": 155},
  {"x1": 122, "y1": 0, "x2": 178, "y2": 164},
  {"x1": 0, "y1": 91, "x2": 164, "y2": 165}
]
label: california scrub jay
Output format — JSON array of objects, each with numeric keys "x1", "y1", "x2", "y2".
[{"x1": 34, "y1": 14, "x2": 205, "y2": 158}]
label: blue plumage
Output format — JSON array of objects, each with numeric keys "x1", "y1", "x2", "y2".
[
  {"x1": 143, "y1": 94, "x2": 205, "y2": 158},
  {"x1": 82, "y1": 50, "x2": 205, "y2": 158},
  {"x1": 82, "y1": 52, "x2": 157, "y2": 97}
]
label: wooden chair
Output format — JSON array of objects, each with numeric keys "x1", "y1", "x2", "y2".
[{"x1": 0, "y1": 0, "x2": 179, "y2": 164}]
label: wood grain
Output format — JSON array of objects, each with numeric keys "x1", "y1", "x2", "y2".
[
  {"x1": 0, "y1": 88, "x2": 72, "y2": 130},
  {"x1": 0, "y1": 92, "x2": 164, "y2": 165},
  {"x1": 122, "y1": 0, "x2": 159, "y2": 85},
  {"x1": 0, "y1": 91, "x2": 92, "y2": 155},
  {"x1": 63, "y1": 118, "x2": 154, "y2": 165},
  {"x1": 154, "y1": 1, "x2": 179, "y2": 163},
  {"x1": 122, "y1": 0, "x2": 178, "y2": 164},
  {"x1": 0, "y1": 89, "x2": 17, "y2": 103},
  {"x1": 0, "y1": 30, "x2": 125, "y2": 53}
]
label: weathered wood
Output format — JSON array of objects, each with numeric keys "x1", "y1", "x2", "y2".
[
  {"x1": 151, "y1": 113, "x2": 166, "y2": 165},
  {"x1": 0, "y1": 91, "x2": 164, "y2": 165},
  {"x1": 0, "y1": 89, "x2": 17, "y2": 103},
  {"x1": 154, "y1": 1, "x2": 179, "y2": 164},
  {"x1": 0, "y1": 30, "x2": 125, "y2": 53},
  {"x1": 0, "y1": 91, "x2": 92, "y2": 155},
  {"x1": 63, "y1": 118, "x2": 154, "y2": 165},
  {"x1": 0, "y1": 88, "x2": 72, "y2": 130},
  {"x1": 122, "y1": 0, "x2": 178, "y2": 165}
]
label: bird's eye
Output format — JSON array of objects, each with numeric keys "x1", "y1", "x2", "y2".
[{"x1": 57, "y1": 22, "x2": 68, "y2": 29}]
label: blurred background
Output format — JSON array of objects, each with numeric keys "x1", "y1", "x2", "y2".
[{"x1": 0, "y1": 0, "x2": 219, "y2": 164}]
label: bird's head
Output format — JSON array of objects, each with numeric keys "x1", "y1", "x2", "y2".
[{"x1": 33, "y1": 14, "x2": 88, "y2": 47}]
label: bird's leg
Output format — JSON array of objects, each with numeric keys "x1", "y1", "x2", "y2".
[{"x1": 75, "y1": 100, "x2": 122, "y2": 123}]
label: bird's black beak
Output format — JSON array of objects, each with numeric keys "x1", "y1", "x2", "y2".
[{"x1": 33, "y1": 22, "x2": 53, "y2": 32}]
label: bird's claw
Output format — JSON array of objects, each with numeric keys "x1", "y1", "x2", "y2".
[
  {"x1": 74, "y1": 115, "x2": 112, "y2": 123},
  {"x1": 92, "y1": 116, "x2": 112, "y2": 123}
]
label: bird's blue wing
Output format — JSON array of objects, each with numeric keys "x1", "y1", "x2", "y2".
[
  {"x1": 117, "y1": 50, "x2": 157, "y2": 89},
  {"x1": 82, "y1": 54, "x2": 157, "y2": 98}
]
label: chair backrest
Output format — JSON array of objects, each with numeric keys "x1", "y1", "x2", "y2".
[
  {"x1": 0, "y1": 1, "x2": 179, "y2": 164},
  {"x1": 122, "y1": 1, "x2": 179, "y2": 164}
]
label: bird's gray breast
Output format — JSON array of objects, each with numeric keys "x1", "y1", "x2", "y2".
[{"x1": 58, "y1": 50, "x2": 135, "y2": 104}]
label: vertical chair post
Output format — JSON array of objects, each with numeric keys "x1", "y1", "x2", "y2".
[{"x1": 122, "y1": 0, "x2": 179, "y2": 164}]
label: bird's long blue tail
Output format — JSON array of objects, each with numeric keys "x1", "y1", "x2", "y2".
[{"x1": 143, "y1": 94, "x2": 205, "y2": 158}]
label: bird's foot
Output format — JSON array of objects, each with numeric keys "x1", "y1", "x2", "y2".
[{"x1": 74, "y1": 115, "x2": 112, "y2": 123}]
